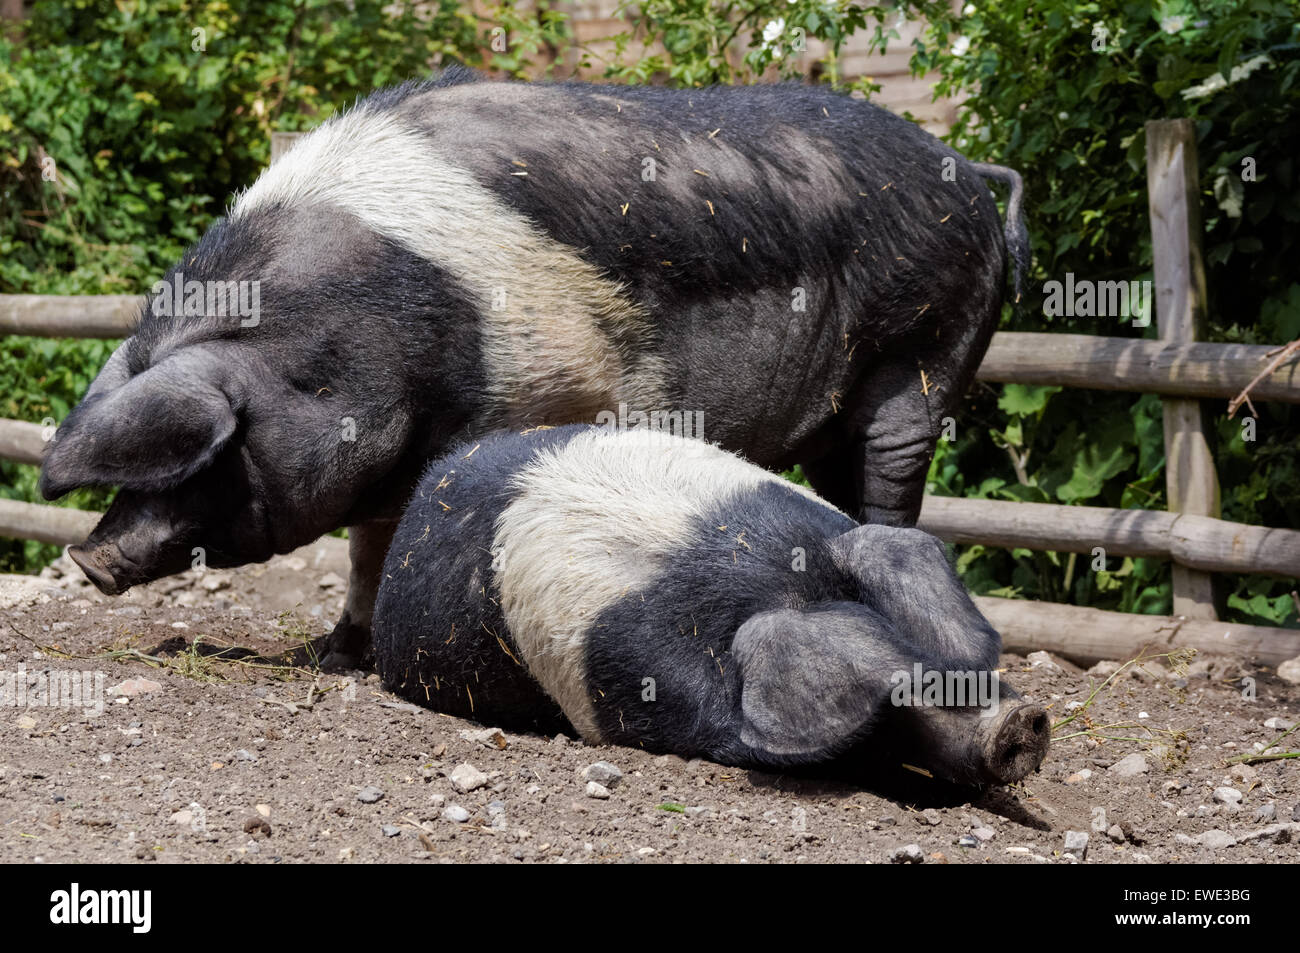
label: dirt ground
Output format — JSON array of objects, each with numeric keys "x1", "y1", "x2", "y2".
[{"x1": 2, "y1": 539, "x2": 1297, "y2": 864}]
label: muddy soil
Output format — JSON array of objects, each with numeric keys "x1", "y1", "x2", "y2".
[{"x1": 1, "y1": 540, "x2": 1297, "y2": 864}]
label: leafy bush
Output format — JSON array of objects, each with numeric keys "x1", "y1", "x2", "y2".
[{"x1": 908, "y1": 0, "x2": 1300, "y2": 625}]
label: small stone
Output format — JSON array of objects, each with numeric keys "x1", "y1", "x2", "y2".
[
  {"x1": 233, "y1": 749, "x2": 256, "y2": 762},
  {"x1": 357, "y1": 786, "x2": 385, "y2": 804},
  {"x1": 459, "y1": 727, "x2": 508, "y2": 750},
  {"x1": 1107, "y1": 824, "x2": 1126, "y2": 843},
  {"x1": 1276, "y1": 656, "x2": 1300, "y2": 685},
  {"x1": 1254, "y1": 803, "x2": 1276, "y2": 823},
  {"x1": 255, "y1": 804, "x2": 271, "y2": 818},
  {"x1": 921, "y1": 808, "x2": 942, "y2": 826},
  {"x1": 1230, "y1": 764, "x2": 1258, "y2": 785},
  {"x1": 1063, "y1": 830, "x2": 1089, "y2": 860},
  {"x1": 971, "y1": 826, "x2": 996, "y2": 843},
  {"x1": 889, "y1": 844, "x2": 924, "y2": 864},
  {"x1": 1090, "y1": 808, "x2": 1108, "y2": 833},
  {"x1": 318, "y1": 572, "x2": 345, "y2": 589},
  {"x1": 581, "y1": 761, "x2": 623, "y2": 788},
  {"x1": 1064, "y1": 769, "x2": 1092, "y2": 785},
  {"x1": 381, "y1": 825, "x2": 401, "y2": 837},
  {"x1": 1107, "y1": 753, "x2": 1149, "y2": 778},
  {"x1": 442, "y1": 805, "x2": 470, "y2": 823},
  {"x1": 283, "y1": 556, "x2": 307, "y2": 572},
  {"x1": 585, "y1": 781, "x2": 610, "y2": 800},
  {"x1": 956, "y1": 835, "x2": 979, "y2": 848},
  {"x1": 877, "y1": 816, "x2": 897, "y2": 827},
  {"x1": 1026, "y1": 651, "x2": 1062, "y2": 673},
  {"x1": 1264, "y1": 717, "x2": 1296, "y2": 731},
  {"x1": 1237, "y1": 822, "x2": 1300, "y2": 844},
  {"x1": 338, "y1": 847, "x2": 355, "y2": 861},
  {"x1": 170, "y1": 810, "x2": 193, "y2": 826},
  {"x1": 242, "y1": 817, "x2": 272, "y2": 837},
  {"x1": 109, "y1": 677, "x2": 163, "y2": 697},
  {"x1": 450, "y1": 763, "x2": 488, "y2": 793},
  {"x1": 487, "y1": 800, "x2": 507, "y2": 817},
  {"x1": 1212, "y1": 786, "x2": 1242, "y2": 807},
  {"x1": 1198, "y1": 829, "x2": 1236, "y2": 849},
  {"x1": 199, "y1": 575, "x2": 230, "y2": 592},
  {"x1": 1086, "y1": 660, "x2": 1123, "y2": 678},
  {"x1": 636, "y1": 847, "x2": 657, "y2": 857},
  {"x1": 16, "y1": 714, "x2": 37, "y2": 732}
]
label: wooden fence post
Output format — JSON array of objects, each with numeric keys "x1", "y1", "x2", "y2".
[{"x1": 1146, "y1": 118, "x2": 1221, "y2": 619}]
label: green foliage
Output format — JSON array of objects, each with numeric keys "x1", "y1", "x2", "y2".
[
  {"x1": 910, "y1": 0, "x2": 1300, "y2": 627},
  {"x1": 598, "y1": 0, "x2": 896, "y2": 91}
]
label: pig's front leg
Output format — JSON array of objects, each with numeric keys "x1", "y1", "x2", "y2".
[{"x1": 320, "y1": 518, "x2": 398, "y2": 671}]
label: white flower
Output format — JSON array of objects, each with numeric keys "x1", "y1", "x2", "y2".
[
  {"x1": 1160, "y1": 15, "x2": 1187, "y2": 34},
  {"x1": 1181, "y1": 54, "x2": 1274, "y2": 100},
  {"x1": 1058, "y1": 111, "x2": 1069, "y2": 120},
  {"x1": 952, "y1": 35, "x2": 970, "y2": 57},
  {"x1": 963, "y1": 3, "x2": 976, "y2": 14},
  {"x1": 762, "y1": 17, "x2": 785, "y2": 47}
]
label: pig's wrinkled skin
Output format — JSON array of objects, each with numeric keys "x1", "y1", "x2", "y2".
[
  {"x1": 40, "y1": 68, "x2": 1028, "y2": 670},
  {"x1": 371, "y1": 426, "x2": 1050, "y2": 789}
]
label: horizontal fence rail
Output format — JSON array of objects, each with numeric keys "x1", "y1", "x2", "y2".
[
  {"x1": 5, "y1": 297, "x2": 1298, "y2": 402},
  {"x1": 0, "y1": 294, "x2": 139, "y2": 338},
  {"x1": 918, "y1": 496, "x2": 1300, "y2": 578},
  {"x1": 0, "y1": 418, "x2": 45, "y2": 466},
  {"x1": 977, "y1": 332, "x2": 1300, "y2": 403},
  {"x1": 0, "y1": 498, "x2": 99, "y2": 546},
  {"x1": 975, "y1": 595, "x2": 1299, "y2": 666}
]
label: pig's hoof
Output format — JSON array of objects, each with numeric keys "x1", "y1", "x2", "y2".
[
  {"x1": 320, "y1": 650, "x2": 362, "y2": 672},
  {"x1": 317, "y1": 621, "x2": 372, "y2": 672},
  {"x1": 982, "y1": 704, "x2": 1050, "y2": 785}
]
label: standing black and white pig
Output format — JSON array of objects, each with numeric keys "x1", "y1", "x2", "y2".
[
  {"x1": 372, "y1": 426, "x2": 1050, "y2": 788},
  {"x1": 39, "y1": 68, "x2": 1028, "y2": 668}
]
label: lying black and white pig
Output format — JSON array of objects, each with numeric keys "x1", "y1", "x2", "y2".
[
  {"x1": 372, "y1": 426, "x2": 1050, "y2": 788},
  {"x1": 40, "y1": 67, "x2": 1028, "y2": 668}
]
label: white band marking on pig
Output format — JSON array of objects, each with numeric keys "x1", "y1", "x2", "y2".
[
  {"x1": 492, "y1": 429, "x2": 842, "y2": 741},
  {"x1": 230, "y1": 107, "x2": 664, "y2": 426}
]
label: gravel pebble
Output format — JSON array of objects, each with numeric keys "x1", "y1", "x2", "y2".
[
  {"x1": 450, "y1": 763, "x2": 489, "y2": 793},
  {"x1": 1063, "y1": 831, "x2": 1089, "y2": 860},
  {"x1": 581, "y1": 761, "x2": 623, "y2": 788},
  {"x1": 889, "y1": 844, "x2": 924, "y2": 864},
  {"x1": 1107, "y1": 753, "x2": 1149, "y2": 778}
]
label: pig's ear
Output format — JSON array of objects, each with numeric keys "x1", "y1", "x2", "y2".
[
  {"x1": 731, "y1": 604, "x2": 889, "y2": 762},
  {"x1": 40, "y1": 357, "x2": 238, "y2": 498}
]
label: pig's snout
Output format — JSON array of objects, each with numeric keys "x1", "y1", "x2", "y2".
[
  {"x1": 68, "y1": 542, "x2": 130, "y2": 596},
  {"x1": 979, "y1": 703, "x2": 1051, "y2": 785}
]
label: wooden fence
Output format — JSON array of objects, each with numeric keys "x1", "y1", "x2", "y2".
[{"x1": 2, "y1": 119, "x2": 1298, "y2": 665}]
